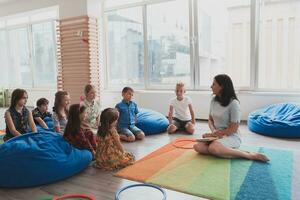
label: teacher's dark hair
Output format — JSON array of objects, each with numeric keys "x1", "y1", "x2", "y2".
[{"x1": 214, "y1": 74, "x2": 238, "y2": 107}]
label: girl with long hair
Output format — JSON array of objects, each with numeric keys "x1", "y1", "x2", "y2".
[
  {"x1": 94, "y1": 108, "x2": 135, "y2": 170},
  {"x1": 4, "y1": 89, "x2": 37, "y2": 141},
  {"x1": 63, "y1": 104, "x2": 97, "y2": 156},
  {"x1": 52, "y1": 91, "x2": 70, "y2": 134}
]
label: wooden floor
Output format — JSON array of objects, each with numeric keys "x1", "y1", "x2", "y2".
[{"x1": 0, "y1": 118, "x2": 300, "y2": 200}]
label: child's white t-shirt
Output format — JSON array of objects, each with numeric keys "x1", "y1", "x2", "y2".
[{"x1": 170, "y1": 96, "x2": 192, "y2": 121}]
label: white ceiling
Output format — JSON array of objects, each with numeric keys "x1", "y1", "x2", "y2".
[{"x1": 0, "y1": 0, "x2": 16, "y2": 5}]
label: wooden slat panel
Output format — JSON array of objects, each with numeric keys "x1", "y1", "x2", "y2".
[
  {"x1": 58, "y1": 42, "x2": 88, "y2": 48},
  {"x1": 57, "y1": 46, "x2": 88, "y2": 52},
  {"x1": 57, "y1": 15, "x2": 100, "y2": 100},
  {"x1": 59, "y1": 25, "x2": 89, "y2": 32},
  {"x1": 60, "y1": 52, "x2": 90, "y2": 57}
]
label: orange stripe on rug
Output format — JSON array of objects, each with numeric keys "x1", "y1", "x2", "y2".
[
  {"x1": 115, "y1": 138, "x2": 194, "y2": 181},
  {"x1": 137, "y1": 137, "x2": 194, "y2": 163}
]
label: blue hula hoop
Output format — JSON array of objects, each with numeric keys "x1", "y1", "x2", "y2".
[{"x1": 115, "y1": 183, "x2": 167, "y2": 200}]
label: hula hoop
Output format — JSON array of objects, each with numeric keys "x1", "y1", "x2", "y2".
[
  {"x1": 115, "y1": 183, "x2": 167, "y2": 200},
  {"x1": 53, "y1": 194, "x2": 96, "y2": 200},
  {"x1": 171, "y1": 138, "x2": 197, "y2": 149}
]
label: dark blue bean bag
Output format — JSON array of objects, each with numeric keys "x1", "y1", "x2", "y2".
[
  {"x1": 136, "y1": 108, "x2": 168, "y2": 135},
  {"x1": 0, "y1": 130, "x2": 92, "y2": 188},
  {"x1": 36, "y1": 117, "x2": 54, "y2": 132},
  {"x1": 248, "y1": 103, "x2": 300, "y2": 138},
  {"x1": 44, "y1": 117, "x2": 54, "y2": 129}
]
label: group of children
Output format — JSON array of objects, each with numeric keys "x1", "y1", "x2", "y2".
[
  {"x1": 3, "y1": 76, "x2": 269, "y2": 173},
  {"x1": 3, "y1": 82, "x2": 196, "y2": 170}
]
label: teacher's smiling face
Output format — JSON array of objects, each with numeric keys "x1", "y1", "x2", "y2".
[{"x1": 211, "y1": 79, "x2": 222, "y2": 96}]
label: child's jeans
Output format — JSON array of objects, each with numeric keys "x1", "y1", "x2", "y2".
[{"x1": 118, "y1": 126, "x2": 142, "y2": 137}]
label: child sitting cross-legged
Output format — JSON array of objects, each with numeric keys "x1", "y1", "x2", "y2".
[
  {"x1": 167, "y1": 82, "x2": 196, "y2": 134},
  {"x1": 115, "y1": 87, "x2": 145, "y2": 142},
  {"x1": 32, "y1": 98, "x2": 52, "y2": 129},
  {"x1": 94, "y1": 108, "x2": 135, "y2": 171}
]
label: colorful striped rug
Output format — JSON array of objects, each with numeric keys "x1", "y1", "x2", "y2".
[{"x1": 115, "y1": 137, "x2": 300, "y2": 200}]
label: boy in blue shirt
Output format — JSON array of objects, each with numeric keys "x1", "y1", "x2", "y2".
[{"x1": 115, "y1": 87, "x2": 145, "y2": 142}]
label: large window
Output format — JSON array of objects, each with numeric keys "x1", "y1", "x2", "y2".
[
  {"x1": 147, "y1": 0, "x2": 191, "y2": 87},
  {"x1": 8, "y1": 28, "x2": 32, "y2": 86},
  {"x1": 0, "y1": 30, "x2": 9, "y2": 87},
  {"x1": 32, "y1": 22, "x2": 56, "y2": 86},
  {"x1": 106, "y1": 7, "x2": 144, "y2": 86},
  {"x1": 197, "y1": 0, "x2": 251, "y2": 88},
  {"x1": 258, "y1": 0, "x2": 300, "y2": 90},
  {"x1": 0, "y1": 7, "x2": 57, "y2": 89},
  {"x1": 104, "y1": 0, "x2": 300, "y2": 92}
]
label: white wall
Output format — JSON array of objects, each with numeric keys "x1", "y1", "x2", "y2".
[
  {"x1": 101, "y1": 90, "x2": 300, "y2": 120},
  {"x1": 0, "y1": 0, "x2": 59, "y2": 17},
  {"x1": 0, "y1": 0, "x2": 92, "y2": 19},
  {"x1": 26, "y1": 89, "x2": 57, "y2": 108},
  {"x1": 59, "y1": 0, "x2": 88, "y2": 19},
  {"x1": 5, "y1": 88, "x2": 56, "y2": 108}
]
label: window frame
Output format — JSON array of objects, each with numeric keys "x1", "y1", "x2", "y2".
[
  {"x1": 104, "y1": 0, "x2": 195, "y2": 90},
  {"x1": 145, "y1": 0, "x2": 193, "y2": 90},
  {"x1": 255, "y1": 0, "x2": 300, "y2": 93},
  {"x1": 0, "y1": 6, "x2": 58, "y2": 90},
  {"x1": 0, "y1": 28, "x2": 10, "y2": 88},
  {"x1": 30, "y1": 20, "x2": 58, "y2": 88},
  {"x1": 1, "y1": 19, "x2": 57, "y2": 89},
  {"x1": 6, "y1": 25, "x2": 33, "y2": 87},
  {"x1": 103, "y1": 6, "x2": 145, "y2": 90},
  {"x1": 104, "y1": 0, "x2": 300, "y2": 93}
]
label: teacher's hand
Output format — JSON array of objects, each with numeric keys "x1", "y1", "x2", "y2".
[
  {"x1": 202, "y1": 133, "x2": 215, "y2": 138},
  {"x1": 213, "y1": 130, "x2": 225, "y2": 137}
]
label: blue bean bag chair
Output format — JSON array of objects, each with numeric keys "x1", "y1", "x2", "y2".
[
  {"x1": 136, "y1": 108, "x2": 168, "y2": 135},
  {"x1": 248, "y1": 103, "x2": 300, "y2": 138},
  {"x1": 36, "y1": 117, "x2": 54, "y2": 132},
  {"x1": 44, "y1": 117, "x2": 54, "y2": 129},
  {"x1": 0, "y1": 130, "x2": 92, "y2": 188}
]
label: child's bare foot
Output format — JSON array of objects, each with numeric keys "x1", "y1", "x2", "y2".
[
  {"x1": 167, "y1": 124, "x2": 177, "y2": 134},
  {"x1": 249, "y1": 152, "x2": 269, "y2": 162},
  {"x1": 120, "y1": 135, "x2": 135, "y2": 142}
]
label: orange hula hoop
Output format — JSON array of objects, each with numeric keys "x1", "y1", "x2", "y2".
[
  {"x1": 171, "y1": 138, "x2": 197, "y2": 149},
  {"x1": 53, "y1": 194, "x2": 96, "y2": 200}
]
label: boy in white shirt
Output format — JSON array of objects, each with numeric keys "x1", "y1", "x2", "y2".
[{"x1": 167, "y1": 82, "x2": 196, "y2": 134}]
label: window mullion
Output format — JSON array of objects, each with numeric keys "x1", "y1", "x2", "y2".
[
  {"x1": 250, "y1": 0, "x2": 260, "y2": 91},
  {"x1": 51, "y1": 20, "x2": 58, "y2": 86},
  {"x1": 5, "y1": 29, "x2": 11, "y2": 88},
  {"x1": 189, "y1": 0, "x2": 195, "y2": 90},
  {"x1": 143, "y1": 4, "x2": 149, "y2": 90},
  {"x1": 192, "y1": 0, "x2": 200, "y2": 90},
  {"x1": 28, "y1": 25, "x2": 35, "y2": 88}
]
